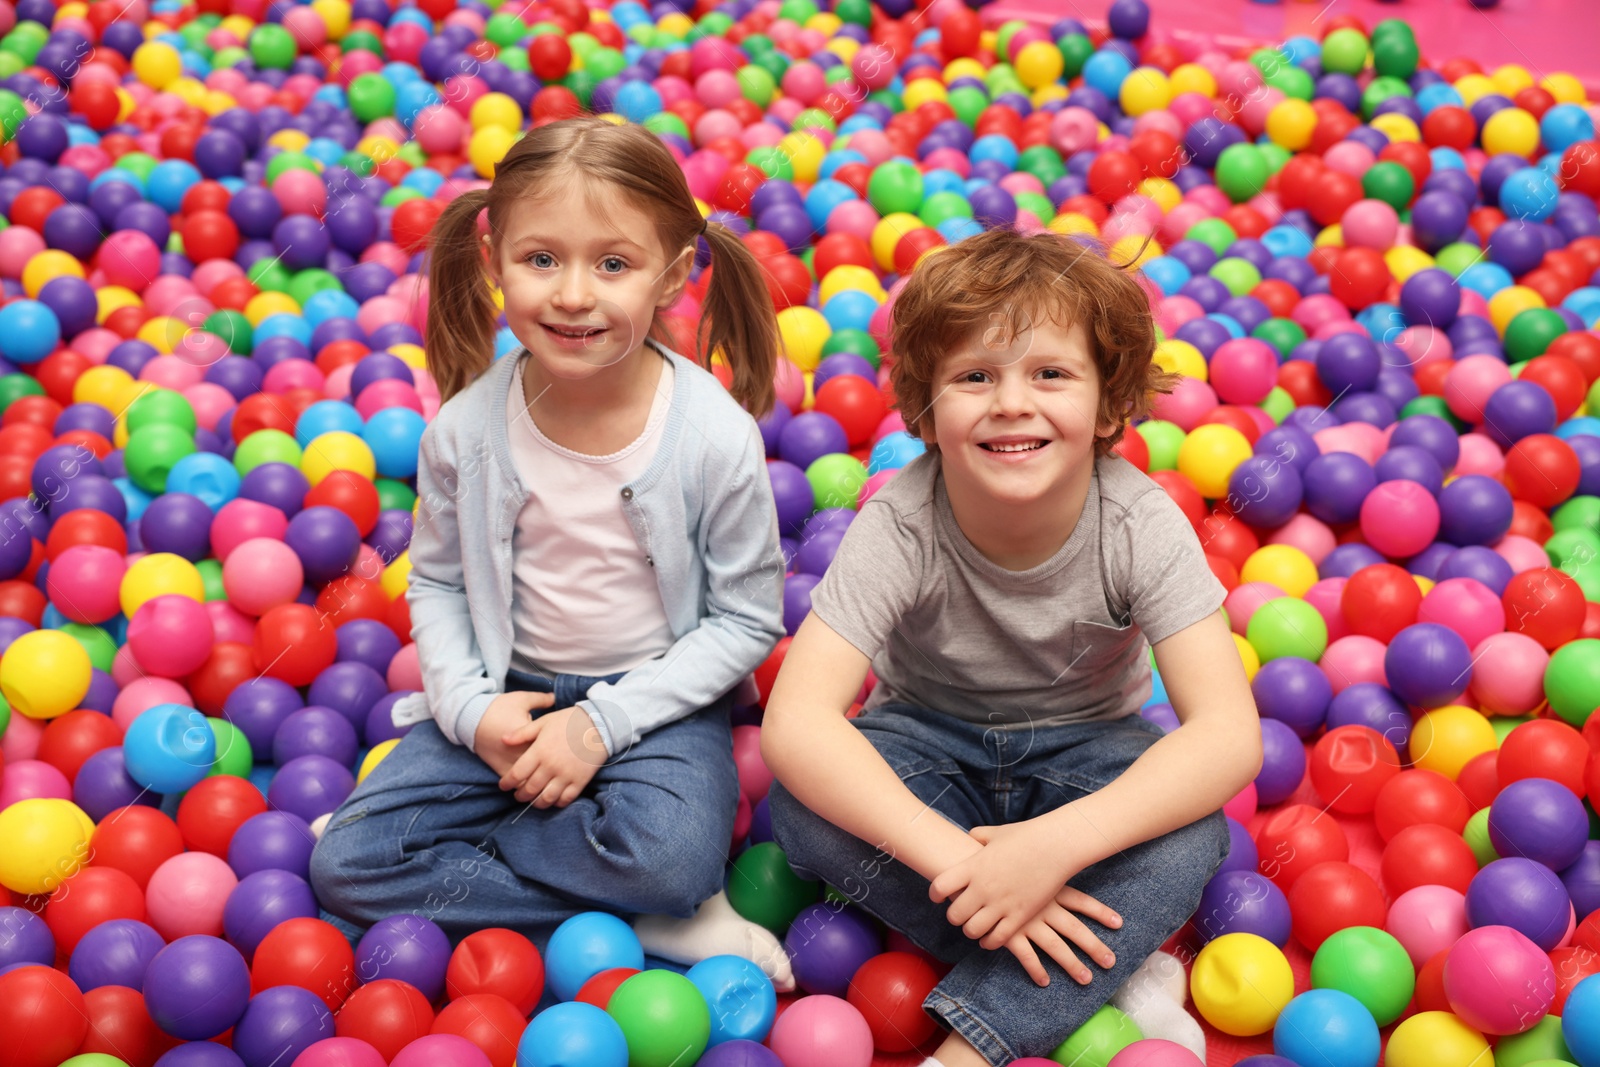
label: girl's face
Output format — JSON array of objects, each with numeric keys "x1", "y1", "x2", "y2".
[{"x1": 487, "y1": 179, "x2": 693, "y2": 381}]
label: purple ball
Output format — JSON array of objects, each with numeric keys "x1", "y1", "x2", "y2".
[
  {"x1": 696, "y1": 1041, "x2": 784, "y2": 1067},
  {"x1": 354, "y1": 915, "x2": 451, "y2": 1002},
  {"x1": 273, "y1": 215, "x2": 332, "y2": 271},
  {"x1": 1481, "y1": 380, "x2": 1558, "y2": 446},
  {"x1": 194, "y1": 130, "x2": 246, "y2": 179},
  {"x1": 1466, "y1": 858, "x2": 1573, "y2": 951},
  {"x1": 1315, "y1": 332, "x2": 1382, "y2": 394},
  {"x1": 1326, "y1": 682, "x2": 1411, "y2": 752},
  {"x1": 365, "y1": 690, "x2": 415, "y2": 746},
  {"x1": 144, "y1": 935, "x2": 253, "y2": 1040},
  {"x1": 273, "y1": 705, "x2": 360, "y2": 768},
  {"x1": 1405, "y1": 541, "x2": 1457, "y2": 582},
  {"x1": 239, "y1": 462, "x2": 309, "y2": 516},
  {"x1": 82, "y1": 668, "x2": 118, "y2": 714},
  {"x1": 0, "y1": 907, "x2": 54, "y2": 971},
  {"x1": 336, "y1": 618, "x2": 401, "y2": 674},
  {"x1": 756, "y1": 401, "x2": 791, "y2": 457},
  {"x1": 140, "y1": 492, "x2": 215, "y2": 561},
  {"x1": 223, "y1": 870, "x2": 319, "y2": 960},
  {"x1": 1438, "y1": 545, "x2": 1515, "y2": 597},
  {"x1": 1227, "y1": 454, "x2": 1303, "y2": 528},
  {"x1": 778, "y1": 411, "x2": 849, "y2": 471},
  {"x1": 801, "y1": 508, "x2": 855, "y2": 540},
  {"x1": 69, "y1": 918, "x2": 165, "y2": 992},
  {"x1": 1488, "y1": 219, "x2": 1547, "y2": 276},
  {"x1": 31, "y1": 442, "x2": 104, "y2": 502},
  {"x1": 228, "y1": 185, "x2": 282, "y2": 239},
  {"x1": 1398, "y1": 269, "x2": 1460, "y2": 328},
  {"x1": 1303, "y1": 452, "x2": 1376, "y2": 525},
  {"x1": 206, "y1": 357, "x2": 265, "y2": 402},
  {"x1": 1438, "y1": 474, "x2": 1514, "y2": 546},
  {"x1": 792, "y1": 525, "x2": 846, "y2": 577},
  {"x1": 1195, "y1": 870, "x2": 1291, "y2": 946},
  {"x1": 970, "y1": 183, "x2": 1018, "y2": 228},
  {"x1": 228, "y1": 810, "x2": 317, "y2": 880},
  {"x1": 43, "y1": 203, "x2": 102, "y2": 259},
  {"x1": 231, "y1": 984, "x2": 335, "y2": 1067},
  {"x1": 1488, "y1": 778, "x2": 1590, "y2": 872},
  {"x1": 1251, "y1": 657, "x2": 1331, "y2": 738},
  {"x1": 1560, "y1": 841, "x2": 1600, "y2": 922},
  {"x1": 767, "y1": 460, "x2": 814, "y2": 536},
  {"x1": 267, "y1": 754, "x2": 356, "y2": 824},
  {"x1": 1374, "y1": 445, "x2": 1445, "y2": 497},
  {"x1": 156, "y1": 1045, "x2": 247, "y2": 1067},
  {"x1": 38, "y1": 275, "x2": 99, "y2": 339},
  {"x1": 348, "y1": 352, "x2": 413, "y2": 398},
  {"x1": 307, "y1": 661, "x2": 389, "y2": 735},
  {"x1": 75, "y1": 746, "x2": 162, "y2": 821},
  {"x1": 326, "y1": 196, "x2": 378, "y2": 254},
  {"x1": 1384, "y1": 623, "x2": 1472, "y2": 709},
  {"x1": 284, "y1": 505, "x2": 361, "y2": 586},
  {"x1": 812, "y1": 353, "x2": 876, "y2": 394},
  {"x1": 53, "y1": 473, "x2": 127, "y2": 524},
  {"x1": 1218, "y1": 816, "x2": 1258, "y2": 876},
  {"x1": 1256, "y1": 718, "x2": 1307, "y2": 806},
  {"x1": 366, "y1": 510, "x2": 413, "y2": 564},
  {"x1": 784, "y1": 904, "x2": 883, "y2": 997},
  {"x1": 224, "y1": 677, "x2": 305, "y2": 756},
  {"x1": 781, "y1": 573, "x2": 820, "y2": 635},
  {"x1": 1389, "y1": 413, "x2": 1461, "y2": 471},
  {"x1": 55, "y1": 402, "x2": 117, "y2": 439}
]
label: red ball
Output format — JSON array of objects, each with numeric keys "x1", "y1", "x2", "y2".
[
  {"x1": 814, "y1": 375, "x2": 888, "y2": 449},
  {"x1": 254, "y1": 917, "x2": 359, "y2": 1010},
  {"x1": 1340, "y1": 563, "x2": 1421, "y2": 643},
  {"x1": 1520, "y1": 355, "x2": 1588, "y2": 420},
  {"x1": 1552, "y1": 945, "x2": 1600, "y2": 1015},
  {"x1": 1308, "y1": 726, "x2": 1400, "y2": 814},
  {"x1": 1457, "y1": 750, "x2": 1502, "y2": 811},
  {"x1": 305, "y1": 470, "x2": 380, "y2": 536},
  {"x1": 845, "y1": 951, "x2": 940, "y2": 1052},
  {"x1": 0, "y1": 579, "x2": 46, "y2": 625},
  {"x1": 1195, "y1": 510, "x2": 1260, "y2": 572},
  {"x1": 182, "y1": 209, "x2": 240, "y2": 263},
  {"x1": 254, "y1": 603, "x2": 337, "y2": 686},
  {"x1": 71, "y1": 81, "x2": 121, "y2": 129},
  {"x1": 391, "y1": 198, "x2": 445, "y2": 255},
  {"x1": 1308, "y1": 171, "x2": 1363, "y2": 227},
  {"x1": 1499, "y1": 720, "x2": 1588, "y2": 795},
  {"x1": 1329, "y1": 247, "x2": 1392, "y2": 310},
  {"x1": 1423, "y1": 106, "x2": 1478, "y2": 150},
  {"x1": 37, "y1": 709, "x2": 124, "y2": 784},
  {"x1": 44, "y1": 866, "x2": 146, "y2": 956},
  {"x1": 761, "y1": 253, "x2": 812, "y2": 310},
  {"x1": 526, "y1": 34, "x2": 572, "y2": 81},
  {"x1": 0, "y1": 966, "x2": 90, "y2": 1067},
  {"x1": 1113, "y1": 425, "x2": 1148, "y2": 472},
  {"x1": 176, "y1": 775, "x2": 269, "y2": 857},
  {"x1": 431, "y1": 994, "x2": 523, "y2": 1067},
  {"x1": 446, "y1": 929, "x2": 545, "y2": 1016},
  {"x1": 1373, "y1": 769, "x2": 1471, "y2": 841},
  {"x1": 4, "y1": 395, "x2": 62, "y2": 431},
  {"x1": 1130, "y1": 130, "x2": 1183, "y2": 179},
  {"x1": 1547, "y1": 329, "x2": 1600, "y2": 383},
  {"x1": 0, "y1": 419, "x2": 55, "y2": 458},
  {"x1": 1288, "y1": 860, "x2": 1387, "y2": 951},
  {"x1": 10, "y1": 187, "x2": 65, "y2": 233},
  {"x1": 1381, "y1": 822, "x2": 1479, "y2": 896},
  {"x1": 530, "y1": 85, "x2": 582, "y2": 123},
  {"x1": 574, "y1": 967, "x2": 638, "y2": 1009},
  {"x1": 1087, "y1": 150, "x2": 1141, "y2": 203},
  {"x1": 78, "y1": 982, "x2": 177, "y2": 1065},
  {"x1": 386, "y1": 591, "x2": 412, "y2": 646},
  {"x1": 812, "y1": 233, "x2": 875, "y2": 279},
  {"x1": 316, "y1": 575, "x2": 391, "y2": 627},
  {"x1": 938, "y1": 6, "x2": 982, "y2": 57},
  {"x1": 89, "y1": 806, "x2": 184, "y2": 890},
  {"x1": 1504, "y1": 434, "x2": 1581, "y2": 508},
  {"x1": 1149, "y1": 471, "x2": 1205, "y2": 526},
  {"x1": 1415, "y1": 949, "x2": 1452, "y2": 1013},
  {"x1": 892, "y1": 227, "x2": 945, "y2": 275},
  {"x1": 45, "y1": 508, "x2": 128, "y2": 559},
  {"x1": 1255, "y1": 803, "x2": 1350, "y2": 890},
  {"x1": 753, "y1": 635, "x2": 791, "y2": 706},
  {"x1": 187, "y1": 642, "x2": 258, "y2": 717},
  {"x1": 335, "y1": 978, "x2": 434, "y2": 1058},
  {"x1": 1562, "y1": 142, "x2": 1600, "y2": 199},
  {"x1": 1503, "y1": 568, "x2": 1587, "y2": 649}
]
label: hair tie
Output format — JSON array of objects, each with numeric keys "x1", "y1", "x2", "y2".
[{"x1": 699, "y1": 217, "x2": 709, "y2": 237}]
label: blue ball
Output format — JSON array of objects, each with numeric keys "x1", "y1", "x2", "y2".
[
  {"x1": 1272, "y1": 989, "x2": 1380, "y2": 1067},
  {"x1": 867, "y1": 430, "x2": 926, "y2": 474},
  {"x1": 295, "y1": 400, "x2": 364, "y2": 447},
  {"x1": 166, "y1": 452, "x2": 242, "y2": 511},
  {"x1": 821, "y1": 290, "x2": 877, "y2": 333},
  {"x1": 1499, "y1": 167, "x2": 1559, "y2": 221},
  {"x1": 1082, "y1": 49, "x2": 1133, "y2": 100},
  {"x1": 146, "y1": 159, "x2": 202, "y2": 214},
  {"x1": 518, "y1": 1002, "x2": 628, "y2": 1067},
  {"x1": 361, "y1": 407, "x2": 427, "y2": 480},
  {"x1": 124, "y1": 702, "x2": 217, "y2": 794},
  {"x1": 685, "y1": 955, "x2": 777, "y2": 1045},
  {"x1": 0, "y1": 299, "x2": 61, "y2": 364},
  {"x1": 545, "y1": 912, "x2": 645, "y2": 1001},
  {"x1": 1541, "y1": 103, "x2": 1596, "y2": 154}
]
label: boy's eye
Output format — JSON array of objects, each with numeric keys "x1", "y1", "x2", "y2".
[
  {"x1": 529, "y1": 252, "x2": 554, "y2": 268},
  {"x1": 962, "y1": 371, "x2": 988, "y2": 383},
  {"x1": 1038, "y1": 368, "x2": 1063, "y2": 379}
]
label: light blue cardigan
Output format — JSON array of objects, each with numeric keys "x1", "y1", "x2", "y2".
[{"x1": 389, "y1": 343, "x2": 785, "y2": 757}]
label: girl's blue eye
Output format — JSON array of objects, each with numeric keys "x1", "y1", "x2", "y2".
[
  {"x1": 601, "y1": 257, "x2": 626, "y2": 273},
  {"x1": 530, "y1": 252, "x2": 554, "y2": 268}
]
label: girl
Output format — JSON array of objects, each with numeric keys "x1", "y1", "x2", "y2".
[{"x1": 310, "y1": 117, "x2": 794, "y2": 987}]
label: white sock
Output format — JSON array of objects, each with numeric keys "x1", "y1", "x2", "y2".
[
  {"x1": 1111, "y1": 951, "x2": 1206, "y2": 1060},
  {"x1": 310, "y1": 813, "x2": 332, "y2": 840},
  {"x1": 919, "y1": 1059, "x2": 946, "y2": 1067},
  {"x1": 633, "y1": 889, "x2": 795, "y2": 992}
]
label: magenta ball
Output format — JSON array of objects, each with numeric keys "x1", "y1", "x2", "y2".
[
  {"x1": 1416, "y1": 578, "x2": 1505, "y2": 652},
  {"x1": 291, "y1": 1038, "x2": 388, "y2": 1067},
  {"x1": 127, "y1": 594, "x2": 216, "y2": 678},
  {"x1": 1108, "y1": 1041, "x2": 1205, "y2": 1067},
  {"x1": 1443, "y1": 925, "x2": 1554, "y2": 1035},
  {"x1": 1209, "y1": 339, "x2": 1278, "y2": 405},
  {"x1": 1359, "y1": 479, "x2": 1439, "y2": 558},
  {"x1": 389, "y1": 1036, "x2": 492, "y2": 1067}
]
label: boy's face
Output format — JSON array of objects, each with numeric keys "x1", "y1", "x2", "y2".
[{"x1": 920, "y1": 314, "x2": 1114, "y2": 508}]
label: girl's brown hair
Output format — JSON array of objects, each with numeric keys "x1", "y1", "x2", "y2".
[
  {"x1": 889, "y1": 227, "x2": 1175, "y2": 457},
  {"x1": 426, "y1": 117, "x2": 778, "y2": 414}
]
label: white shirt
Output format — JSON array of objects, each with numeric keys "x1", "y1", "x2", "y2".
[{"x1": 505, "y1": 353, "x2": 677, "y2": 677}]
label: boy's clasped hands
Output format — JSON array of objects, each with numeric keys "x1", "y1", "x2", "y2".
[
  {"x1": 930, "y1": 814, "x2": 1121, "y2": 989},
  {"x1": 474, "y1": 691, "x2": 610, "y2": 809}
]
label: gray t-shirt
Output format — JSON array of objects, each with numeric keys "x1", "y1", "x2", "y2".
[{"x1": 810, "y1": 451, "x2": 1226, "y2": 727}]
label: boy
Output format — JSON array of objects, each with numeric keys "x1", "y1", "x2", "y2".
[{"x1": 762, "y1": 228, "x2": 1263, "y2": 1066}]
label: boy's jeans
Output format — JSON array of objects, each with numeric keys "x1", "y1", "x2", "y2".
[
  {"x1": 769, "y1": 704, "x2": 1229, "y2": 1065},
  {"x1": 310, "y1": 669, "x2": 740, "y2": 943}
]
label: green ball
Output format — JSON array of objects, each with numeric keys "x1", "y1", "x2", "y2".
[
  {"x1": 1373, "y1": 34, "x2": 1419, "y2": 80},
  {"x1": 125, "y1": 424, "x2": 197, "y2": 494},
  {"x1": 1504, "y1": 307, "x2": 1567, "y2": 362},
  {"x1": 822, "y1": 328, "x2": 880, "y2": 367},
  {"x1": 1435, "y1": 243, "x2": 1485, "y2": 277},
  {"x1": 0, "y1": 372, "x2": 45, "y2": 412},
  {"x1": 1321, "y1": 28, "x2": 1370, "y2": 76},
  {"x1": 1310, "y1": 926, "x2": 1414, "y2": 1026},
  {"x1": 791, "y1": 108, "x2": 837, "y2": 133},
  {"x1": 1016, "y1": 191, "x2": 1055, "y2": 223},
  {"x1": 339, "y1": 29, "x2": 383, "y2": 56},
  {"x1": 1137, "y1": 420, "x2": 1185, "y2": 471},
  {"x1": 1493, "y1": 1016, "x2": 1573, "y2": 1067},
  {"x1": 1017, "y1": 145, "x2": 1066, "y2": 187},
  {"x1": 806, "y1": 453, "x2": 868, "y2": 511},
  {"x1": 1216, "y1": 144, "x2": 1269, "y2": 203},
  {"x1": 348, "y1": 72, "x2": 397, "y2": 123},
  {"x1": 1399, "y1": 394, "x2": 1467, "y2": 429},
  {"x1": 60, "y1": 623, "x2": 116, "y2": 674},
  {"x1": 1049, "y1": 1003, "x2": 1140, "y2": 1067},
  {"x1": 947, "y1": 85, "x2": 989, "y2": 126},
  {"x1": 777, "y1": 0, "x2": 819, "y2": 21},
  {"x1": 1361, "y1": 161, "x2": 1415, "y2": 211},
  {"x1": 1544, "y1": 638, "x2": 1600, "y2": 728},
  {"x1": 208, "y1": 717, "x2": 255, "y2": 779},
  {"x1": 0, "y1": 692, "x2": 10, "y2": 738},
  {"x1": 586, "y1": 47, "x2": 626, "y2": 82},
  {"x1": 605, "y1": 970, "x2": 711, "y2": 1067},
  {"x1": 1260, "y1": 386, "x2": 1294, "y2": 425},
  {"x1": 834, "y1": 0, "x2": 872, "y2": 26},
  {"x1": 1210, "y1": 257, "x2": 1262, "y2": 297},
  {"x1": 867, "y1": 159, "x2": 924, "y2": 215},
  {"x1": 1361, "y1": 76, "x2": 1413, "y2": 120},
  {"x1": 59, "y1": 1056, "x2": 132, "y2": 1067},
  {"x1": 1545, "y1": 528, "x2": 1600, "y2": 571},
  {"x1": 1253, "y1": 317, "x2": 1307, "y2": 359},
  {"x1": 287, "y1": 269, "x2": 343, "y2": 308},
  {"x1": 745, "y1": 145, "x2": 794, "y2": 182},
  {"x1": 1552, "y1": 495, "x2": 1600, "y2": 535},
  {"x1": 1268, "y1": 65, "x2": 1315, "y2": 102},
  {"x1": 1489, "y1": 715, "x2": 1531, "y2": 744},
  {"x1": 248, "y1": 257, "x2": 293, "y2": 294},
  {"x1": 204, "y1": 310, "x2": 253, "y2": 355},
  {"x1": 485, "y1": 13, "x2": 529, "y2": 47},
  {"x1": 735, "y1": 63, "x2": 776, "y2": 106},
  {"x1": 1185, "y1": 218, "x2": 1238, "y2": 257},
  {"x1": 1258, "y1": 142, "x2": 1292, "y2": 177},
  {"x1": 127, "y1": 388, "x2": 198, "y2": 436},
  {"x1": 1247, "y1": 599, "x2": 1329, "y2": 663},
  {"x1": 197, "y1": 558, "x2": 226, "y2": 602},
  {"x1": 726, "y1": 842, "x2": 819, "y2": 932},
  {"x1": 380, "y1": 186, "x2": 424, "y2": 209},
  {"x1": 249, "y1": 24, "x2": 297, "y2": 70},
  {"x1": 1463, "y1": 808, "x2": 1499, "y2": 868},
  {"x1": 1057, "y1": 33, "x2": 1093, "y2": 79},
  {"x1": 376, "y1": 478, "x2": 417, "y2": 513},
  {"x1": 233, "y1": 429, "x2": 303, "y2": 476}
]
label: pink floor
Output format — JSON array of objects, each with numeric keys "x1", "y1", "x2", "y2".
[{"x1": 983, "y1": 0, "x2": 1600, "y2": 94}]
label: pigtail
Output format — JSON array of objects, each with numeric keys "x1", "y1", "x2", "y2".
[
  {"x1": 425, "y1": 189, "x2": 495, "y2": 404},
  {"x1": 696, "y1": 220, "x2": 779, "y2": 419}
]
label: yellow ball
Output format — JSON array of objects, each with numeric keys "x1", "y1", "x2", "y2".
[
  {"x1": 819, "y1": 265, "x2": 886, "y2": 305},
  {"x1": 900, "y1": 78, "x2": 947, "y2": 111},
  {"x1": 1170, "y1": 63, "x2": 1217, "y2": 98},
  {"x1": 805, "y1": 13, "x2": 842, "y2": 36},
  {"x1": 1384, "y1": 1012, "x2": 1492, "y2": 1067},
  {"x1": 943, "y1": 58, "x2": 987, "y2": 85},
  {"x1": 122, "y1": 552, "x2": 206, "y2": 618},
  {"x1": 96, "y1": 285, "x2": 142, "y2": 323},
  {"x1": 1414, "y1": 574, "x2": 1435, "y2": 596},
  {"x1": 0, "y1": 630, "x2": 92, "y2": 720},
  {"x1": 1385, "y1": 245, "x2": 1434, "y2": 283},
  {"x1": 1481, "y1": 107, "x2": 1541, "y2": 158},
  {"x1": 302, "y1": 431, "x2": 377, "y2": 486},
  {"x1": 1264, "y1": 99, "x2": 1317, "y2": 151},
  {"x1": 267, "y1": 129, "x2": 311, "y2": 153},
  {"x1": 1232, "y1": 632, "x2": 1261, "y2": 682},
  {"x1": 73, "y1": 365, "x2": 135, "y2": 411},
  {"x1": 471, "y1": 92, "x2": 523, "y2": 133},
  {"x1": 1368, "y1": 113, "x2": 1421, "y2": 144},
  {"x1": 220, "y1": 15, "x2": 255, "y2": 38},
  {"x1": 244, "y1": 292, "x2": 302, "y2": 326},
  {"x1": 1241, "y1": 545, "x2": 1318, "y2": 598},
  {"x1": 822, "y1": 37, "x2": 859, "y2": 65},
  {"x1": 1410, "y1": 705, "x2": 1499, "y2": 780},
  {"x1": 1138, "y1": 177, "x2": 1181, "y2": 213},
  {"x1": 1490, "y1": 64, "x2": 1535, "y2": 99},
  {"x1": 1010, "y1": 40, "x2": 1064, "y2": 90},
  {"x1": 777, "y1": 306, "x2": 832, "y2": 372},
  {"x1": 779, "y1": 131, "x2": 826, "y2": 185},
  {"x1": 381, "y1": 552, "x2": 412, "y2": 601},
  {"x1": 356, "y1": 135, "x2": 398, "y2": 162},
  {"x1": 1155, "y1": 339, "x2": 1207, "y2": 381},
  {"x1": 1030, "y1": 83, "x2": 1069, "y2": 108},
  {"x1": 311, "y1": 0, "x2": 351, "y2": 38},
  {"x1": 1313, "y1": 224, "x2": 1345, "y2": 249},
  {"x1": 1454, "y1": 73, "x2": 1496, "y2": 106},
  {"x1": 1191, "y1": 933, "x2": 1294, "y2": 1036},
  {"x1": 1488, "y1": 285, "x2": 1546, "y2": 334},
  {"x1": 470, "y1": 126, "x2": 519, "y2": 178},
  {"x1": 0, "y1": 798, "x2": 92, "y2": 895},
  {"x1": 137, "y1": 316, "x2": 187, "y2": 354},
  {"x1": 1540, "y1": 72, "x2": 1585, "y2": 106},
  {"x1": 389, "y1": 342, "x2": 427, "y2": 369},
  {"x1": 22, "y1": 250, "x2": 86, "y2": 297},
  {"x1": 358, "y1": 738, "x2": 401, "y2": 784},
  {"x1": 132, "y1": 41, "x2": 183, "y2": 89},
  {"x1": 1177, "y1": 424, "x2": 1252, "y2": 499},
  {"x1": 870, "y1": 213, "x2": 924, "y2": 271},
  {"x1": 1111, "y1": 233, "x2": 1160, "y2": 268},
  {"x1": 1047, "y1": 212, "x2": 1099, "y2": 238},
  {"x1": 1119, "y1": 67, "x2": 1172, "y2": 117}
]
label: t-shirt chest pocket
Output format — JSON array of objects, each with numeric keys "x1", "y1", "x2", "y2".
[{"x1": 1065, "y1": 617, "x2": 1137, "y2": 680}]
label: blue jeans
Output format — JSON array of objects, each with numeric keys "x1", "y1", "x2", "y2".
[
  {"x1": 768, "y1": 705, "x2": 1229, "y2": 1065},
  {"x1": 310, "y1": 669, "x2": 739, "y2": 944}
]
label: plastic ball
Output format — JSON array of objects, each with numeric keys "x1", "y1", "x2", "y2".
[
  {"x1": 766, "y1": 994, "x2": 873, "y2": 1067},
  {"x1": 1444, "y1": 924, "x2": 1556, "y2": 1035},
  {"x1": 546, "y1": 913, "x2": 646, "y2": 1002},
  {"x1": 1190, "y1": 933, "x2": 1294, "y2": 1036}
]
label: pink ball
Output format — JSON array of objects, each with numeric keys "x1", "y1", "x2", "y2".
[
  {"x1": 1445, "y1": 355, "x2": 1514, "y2": 424},
  {"x1": 387, "y1": 643, "x2": 422, "y2": 692},
  {"x1": 263, "y1": 359, "x2": 325, "y2": 395},
  {"x1": 1158, "y1": 202, "x2": 1212, "y2": 246},
  {"x1": 356, "y1": 296, "x2": 409, "y2": 335},
  {"x1": 1208, "y1": 338, "x2": 1278, "y2": 405},
  {"x1": 99, "y1": 230, "x2": 163, "y2": 291},
  {"x1": 182, "y1": 382, "x2": 236, "y2": 433},
  {"x1": 205, "y1": 600, "x2": 257, "y2": 646},
  {"x1": 694, "y1": 68, "x2": 742, "y2": 108},
  {"x1": 111, "y1": 677, "x2": 194, "y2": 734},
  {"x1": 127, "y1": 594, "x2": 215, "y2": 678},
  {"x1": 1291, "y1": 294, "x2": 1351, "y2": 333},
  {"x1": 1359, "y1": 479, "x2": 1440, "y2": 558},
  {"x1": 872, "y1": 411, "x2": 906, "y2": 442},
  {"x1": 0, "y1": 227, "x2": 46, "y2": 277},
  {"x1": 193, "y1": 259, "x2": 244, "y2": 295},
  {"x1": 1313, "y1": 422, "x2": 1385, "y2": 464},
  {"x1": 775, "y1": 358, "x2": 805, "y2": 414},
  {"x1": 1050, "y1": 106, "x2": 1100, "y2": 154},
  {"x1": 390, "y1": 1035, "x2": 491, "y2": 1067},
  {"x1": 767, "y1": 995, "x2": 873, "y2": 1067},
  {"x1": 844, "y1": 129, "x2": 893, "y2": 167},
  {"x1": 292, "y1": 1038, "x2": 388, "y2": 1067},
  {"x1": 0, "y1": 713, "x2": 43, "y2": 762},
  {"x1": 1392, "y1": 325, "x2": 1453, "y2": 368},
  {"x1": 223, "y1": 538, "x2": 305, "y2": 617},
  {"x1": 1324, "y1": 140, "x2": 1376, "y2": 177},
  {"x1": 1455, "y1": 432, "x2": 1505, "y2": 478},
  {"x1": 1495, "y1": 533, "x2": 1550, "y2": 574},
  {"x1": 1155, "y1": 294, "x2": 1204, "y2": 335},
  {"x1": 1149, "y1": 376, "x2": 1218, "y2": 431},
  {"x1": 145, "y1": 850, "x2": 238, "y2": 939},
  {"x1": 850, "y1": 43, "x2": 895, "y2": 89},
  {"x1": 1469, "y1": 631, "x2": 1549, "y2": 714},
  {"x1": 1304, "y1": 577, "x2": 1352, "y2": 643},
  {"x1": 1266, "y1": 514, "x2": 1336, "y2": 565},
  {"x1": 273, "y1": 169, "x2": 328, "y2": 218},
  {"x1": 47, "y1": 544, "x2": 126, "y2": 623},
  {"x1": 1224, "y1": 582, "x2": 1285, "y2": 636},
  {"x1": 731, "y1": 725, "x2": 771, "y2": 803},
  {"x1": 72, "y1": 328, "x2": 121, "y2": 363},
  {"x1": 923, "y1": 147, "x2": 970, "y2": 177},
  {"x1": 827, "y1": 199, "x2": 880, "y2": 240},
  {"x1": 1223, "y1": 780, "x2": 1258, "y2": 823},
  {"x1": 681, "y1": 146, "x2": 731, "y2": 199},
  {"x1": 413, "y1": 105, "x2": 466, "y2": 155},
  {"x1": 1341, "y1": 199, "x2": 1399, "y2": 250},
  {"x1": 858, "y1": 468, "x2": 896, "y2": 505},
  {"x1": 143, "y1": 276, "x2": 200, "y2": 315},
  {"x1": 0, "y1": 759, "x2": 73, "y2": 808},
  {"x1": 1387, "y1": 885, "x2": 1469, "y2": 969},
  {"x1": 780, "y1": 60, "x2": 826, "y2": 103},
  {"x1": 1417, "y1": 577, "x2": 1505, "y2": 651},
  {"x1": 1108, "y1": 1040, "x2": 1204, "y2": 1067},
  {"x1": 211, "y1": 499, "x2": 289, "y2": 561},
  {"x1": 354, "y1": 379, "x2": 423, "y2": 418},
  {"x1": 141, "y1": 355, "x2": 205, "y2": 391},
  {"x1": 739, "y1": 122, "x2": 785, "y2": 150},
  {"x1": 1444, "y1": 925, "x2": 1554, "y2": 1035},
  {"x1": 112, "y1": 643, "x2": 144, "y2": 687},
  {"x1": 1320, "y1": 635, "x2": 1389, "y2": 694}
]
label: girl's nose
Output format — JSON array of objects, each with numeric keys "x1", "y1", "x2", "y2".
[{"x1": 553, "y1": 267, "x2": 594, "y2": 310}]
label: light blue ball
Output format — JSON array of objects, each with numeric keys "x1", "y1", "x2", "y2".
[
  {"x1": 1563, "y1": 973, "x2": 1600, "y2": 1067},
  {"x1": 1273, "y1": 989, "x2": 1380, "y2": 1067},
  {"x1": 302, "y1": 290, "x2": 361, "y2": 329},
  {"x1": 362, "y1": 408, "x2": 427, "y2": 480},
  {"x1": 254, "y1": 314, "x2": 313, "y2": 345},
  {"x1": 0, "y1": 300, "x2": 61, "y2": 364},
  {"x1": 685, "y1": 955, "x2": 776, "y2": 1046},
  {"x1": 805, "y1": 178, "x2": 858, "y2": 233},
  {"x1": 1499, "y1": 167, "x2": 1559, "y2": 222},
  {"x1": 545, "y1": 913, "x2": 645, "y2": 1002},
  {"x1": 296, "y1": 401, "x2": 364, "y2": 448},
  {"x1": 166, "y1": 452, "x2": 242, "y2": 511},
  {"x1": 822, "y1": 290, "x2": 878, "y2": 333},
  {"x1": 1541, "y1": 103, "x2": 1596, "y2": 154},
  {"x1": 146, "y1": 160, "x2": 202, "y2": 214},
  {"x1": 1142, "y1": 255, "x2": 1192, "y2": 296},
  {"x1": 868, "y1": 430, "x2": 926, "y2": 474},
  {"x1": 1082, "y1": 49, "x2": 1133, "y2": 100},
  {"x1": 124, "y1": 703, "x2": 217, "y2": 794},
  {"x1": 518, "y1": 1002, "x2": 628, "y2": 1067}
]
